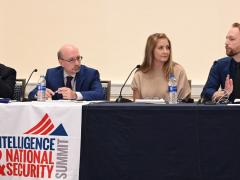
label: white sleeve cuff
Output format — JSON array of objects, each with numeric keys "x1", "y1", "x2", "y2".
[{"x1": 75, "y1": 92, "x2": 83, "y2": 100}]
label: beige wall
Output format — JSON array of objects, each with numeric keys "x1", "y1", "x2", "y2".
[{"x1": 1, "y1": 0, "x2": 239, "y2": 85}]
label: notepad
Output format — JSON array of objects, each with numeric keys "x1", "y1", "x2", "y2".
[{"x1": 134, "y1": 99, "x2": 166, "y2": 104}]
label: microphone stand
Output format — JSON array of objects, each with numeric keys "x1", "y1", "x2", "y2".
[
  {"x1": 22, "y1": 69, "x2": 38, "y2": 101},
  {"x1": 115, "y1": 65, "x2": 140, "y2": 103}
]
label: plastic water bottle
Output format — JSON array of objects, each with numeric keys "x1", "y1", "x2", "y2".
[
  {"x1": 37, "y1": 75, "x2": 46, "y2": 101},
  {"x1": 168, "y1": 73, "x2": 177, "y2": 104}
]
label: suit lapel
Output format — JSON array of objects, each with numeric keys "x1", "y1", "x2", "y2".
[
  {"x1": 75, "y1": 65, "x2": 85, "y2": 91},
  {"x1": 57, "y1": 67, "x2": 65, "y2": 87}
]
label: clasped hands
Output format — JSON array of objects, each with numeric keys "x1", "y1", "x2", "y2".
[
  {"x1": 45, "y1": 87, "x2": 77, "y2": 100},
  {"x1": 212, "y1": 74, "x2": 233, "y2": 101}
]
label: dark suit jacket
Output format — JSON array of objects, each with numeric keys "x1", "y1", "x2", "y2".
[
  {"x1": 28, "y1": 65, "x2": 104, "y2": 100},
  {"x1": 201, "y1": 57, "x2": 238, "y2": 102},
  {"x1": 0, "y1": 64, "x2": 16, "y2": 98}
]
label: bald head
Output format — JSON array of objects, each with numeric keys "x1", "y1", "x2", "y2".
[
  {"x1": 57, "y1": 44, "x2": 79, "y2": 60},
  {"x1": 57, "y1": 44, "x2": 81, "y2": 75}
]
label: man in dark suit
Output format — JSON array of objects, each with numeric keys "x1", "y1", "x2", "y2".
[
  {"x1": 0, "y1": 63, "x2": 16, "y2": 98},
  {"x1": 28, "y1": 44, "x2": 104, "y2": 100},
  {"x1": 201, "y1": 22, "x2": 240, "y2": 103}
]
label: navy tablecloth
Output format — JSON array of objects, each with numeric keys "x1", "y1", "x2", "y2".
[{"x1": 80, "y1": 103, "x2": 240, "y2": 180}]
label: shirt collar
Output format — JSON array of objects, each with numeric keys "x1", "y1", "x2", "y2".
[{"x1": 63, "y1": 71, "x2": 76, "y2": 79}]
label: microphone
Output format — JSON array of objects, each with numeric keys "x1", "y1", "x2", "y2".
[
  {"x1": 197, "y1": 95, "x2": 216, "y2": 105},
  {"x1": 115, "y1": 65, "x2": 140, "y2": 103},
  {"x1": 22, "y1": 69, "x2": 38, "y2": 101}
]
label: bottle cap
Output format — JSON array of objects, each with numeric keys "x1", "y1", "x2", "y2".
[{"x1": 169, "y1": 73, "x2": 174, "y2": 79}]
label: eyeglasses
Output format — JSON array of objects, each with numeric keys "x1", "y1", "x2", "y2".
[{"x1": 61, "y1": 56, "x2": 83, "y2": 63}]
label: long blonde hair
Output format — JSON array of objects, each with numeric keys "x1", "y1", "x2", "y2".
[{"x1": 140, "y1": 33, "x2": 174, "y2": 80}]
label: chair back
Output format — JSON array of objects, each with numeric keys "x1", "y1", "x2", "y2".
[
  {"x1": 101, "y1": 80, "x2": 111, "y2": 101},
  {"x1": 13, "y1": 79, "x2": 26, "y2": 101},
  {"x1": 188, "y1": 80, "x2": 191, "y2": 89}
]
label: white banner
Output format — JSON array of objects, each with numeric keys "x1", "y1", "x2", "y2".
[{"x1": 0, "y1": 101, "x2": 88, "y2": 180}]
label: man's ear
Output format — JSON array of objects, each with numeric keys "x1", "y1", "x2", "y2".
[{"x1": 58, "y1": 59, "x2": 63, "y2": 67}]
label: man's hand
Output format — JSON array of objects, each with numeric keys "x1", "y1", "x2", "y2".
[
  {"x1": 46, "y1": 88, "x2": 55, "y2": 99},
  {"x1": 37, "y1": 88, "x2": 54, "y2": 100},
  {"x1": 57, "y1": 87, "x2": 77, "y2": 100},
  {"x1": 212, "y1": 74, "x2": 233, "y2": 101},
  {"x1": 224, "y1": 74, "x2": 233, "y2": 95}
]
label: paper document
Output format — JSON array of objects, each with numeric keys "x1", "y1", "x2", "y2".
[{"x1": 135, "y1": 99, "x2": 166, "y2": 104}]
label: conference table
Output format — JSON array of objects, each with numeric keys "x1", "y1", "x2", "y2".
[
  {"x1": 1, "y1": 101, "x2": 240, "y2": 180},
  {"x1": 80, "y1": 102, "x2": 240, "y2": 180}
]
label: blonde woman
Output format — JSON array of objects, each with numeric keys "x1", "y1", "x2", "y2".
[{"x1": 131, "y1": 33, "x2": 191, "y2": 101}]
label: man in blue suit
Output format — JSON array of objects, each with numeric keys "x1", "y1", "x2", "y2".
[
  {"x1": 29, "y1": 44, "x2": 104, "y2": 100},
  {"x1": 0, "y1": 63, "x2": 16, "y2": 98},
  {"x1": 201, "y1": 22, "x2": 240, "y2": 103}
]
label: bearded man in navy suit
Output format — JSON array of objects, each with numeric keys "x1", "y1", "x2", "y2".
[
  {"x1": 29, "y1": 44, "x2": 104, "y2": 100},
  {"x1": 201, "y1": 23, "x2": 240, "y2": 103}
]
